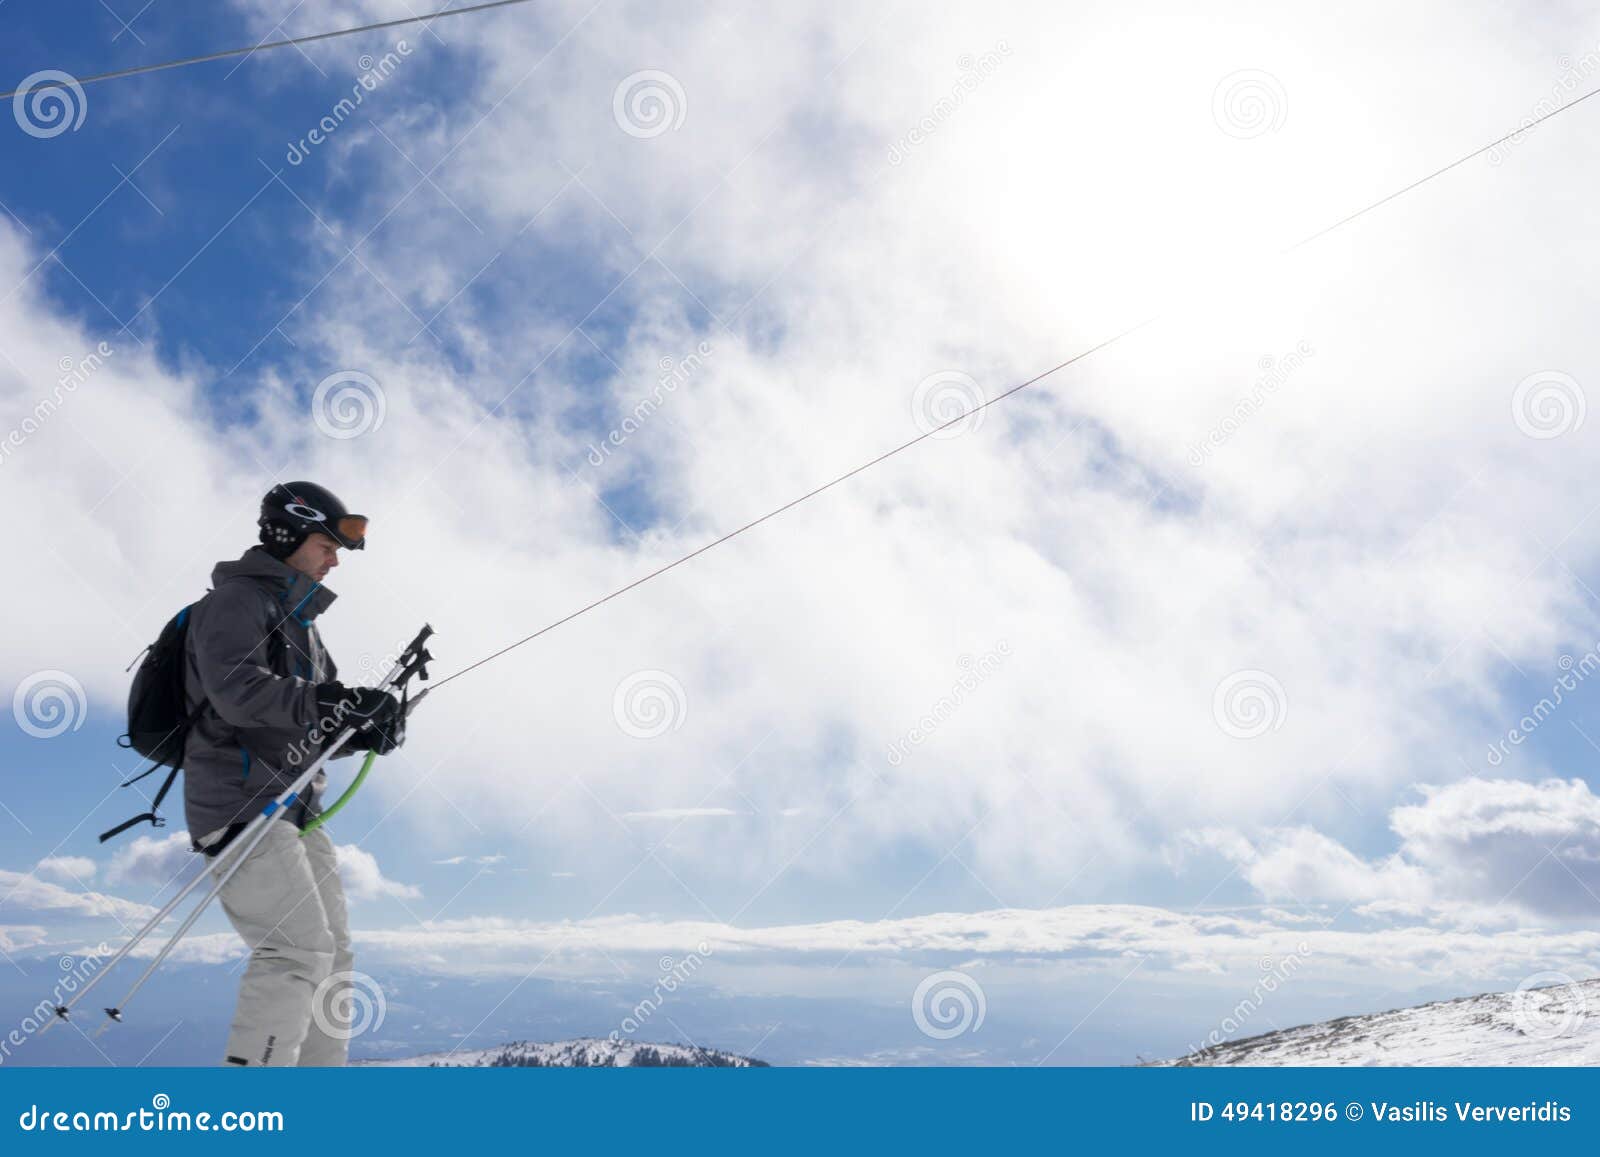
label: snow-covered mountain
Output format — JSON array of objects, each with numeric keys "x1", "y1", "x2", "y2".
[
  {"x1": 359, "y1": 1037, "x2": 769, "y2": 1068},
  {"x1": 1156, "y1": 978, "x2": 1600, "y2": 1066}
]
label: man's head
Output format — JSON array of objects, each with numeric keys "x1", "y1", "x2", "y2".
[{"x1": 257, "y1": 481, "x2": 367, "y2": 579}]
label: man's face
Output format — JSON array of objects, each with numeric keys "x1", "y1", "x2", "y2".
[{"x1": 285, "y1": 532, "x2": 341, "y2": 582}]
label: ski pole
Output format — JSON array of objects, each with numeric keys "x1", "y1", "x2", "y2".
[
  {"x1": 45, "y1": 720, "x2": 370, "y2": 1033},
  {"x1": 94, "y1": 625, "x2": 432, "y2": 1030},
  {"x1": 44, "y1": 624, "x2": 432, "y2": 1030},
  {"x1": 94, "y1": 726, "x2": 366, "y2": 1031},
  {"x1": 49, "y1": 673, "x2": 400, "y2": 1031},
  {"x1": 40, "y1": 825, "x2": 260, "y2": 1034}
]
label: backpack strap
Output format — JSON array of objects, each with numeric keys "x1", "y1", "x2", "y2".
[
  {"x1": 116, "y1": 698, "x2": 210, "y2": 788},
  {"x1": 97, "y1": 764, "x2": 181, "y2": 843},
  {"x1": 98, "y1": 720, "x2": 197, "y2": 843}
]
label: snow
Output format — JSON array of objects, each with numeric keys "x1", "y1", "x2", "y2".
[
  {"x1": 358, "y1": 1037, "x2": 768, "y2": 1068},
  {"x1": 1154, "y1": 977, "x2": 1600, "y2": 1066}
]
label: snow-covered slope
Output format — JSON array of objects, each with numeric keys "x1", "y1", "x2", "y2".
[
  {"x1": 359, "y1": 1037, "x2": 769, "y2": 1068},
  {"x1": 1156, "y1": 978, "x2": 1600, "y2": 1066}
]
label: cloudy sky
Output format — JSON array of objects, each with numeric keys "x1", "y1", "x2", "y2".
[{"x1": 4, "y1": 0, "x2": 1600, "y2": 1065}]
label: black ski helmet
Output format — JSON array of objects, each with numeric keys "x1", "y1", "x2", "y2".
[{"x1": 258, "y1": 481, "x2": 368, "y2": 557}]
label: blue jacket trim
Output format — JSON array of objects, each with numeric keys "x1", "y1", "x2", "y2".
[
  {"x1": 284, "y1": 583, "x2": 321, "y2": 626},
  {"x1": 273, "y1": 588, "x2": 318, "y2": 676}
]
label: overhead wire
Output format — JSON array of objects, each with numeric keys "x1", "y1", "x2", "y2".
[
  {"x1": 0, "y1": 0, "x2": 539, "y2": 100},
  {"x1": 430, "y1": 79, "x2": 1600, "y2": 691},
  {"x1": 6, "y1": 7, "x2": 1597, "y2": 690}
]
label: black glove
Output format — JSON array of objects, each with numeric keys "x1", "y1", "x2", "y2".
[{"x1": 315, "y1": 681, "x2": 404, "y2": 755}]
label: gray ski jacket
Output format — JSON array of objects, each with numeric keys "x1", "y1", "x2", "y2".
[{"x1": 181, "y1": 546, "x2": 351, "y2": 849}]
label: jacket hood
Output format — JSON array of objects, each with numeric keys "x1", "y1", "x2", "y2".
[{"x1": 210, "y1": 546, "x2": 338, "y2": 621}]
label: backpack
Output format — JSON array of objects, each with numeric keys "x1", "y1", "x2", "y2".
[
  {"x1": 99, "y1": 587, "x2": 287, "y2": 844},
  {"x1": 99, "y1": 604, "x2": 208, "y2": 844}
]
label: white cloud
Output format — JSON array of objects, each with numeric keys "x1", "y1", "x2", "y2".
[
  {"x1": 102, "y1": 831, "x2": 419, "y2": 911},
  {"x1": 103, "y1": 833, "x2": 204, "y2": 891},
  {"x1": 1190, "y1": 826, "x2": 1430, "y2": 909},
  {"x1": 621, "y1": 807, "x2": 740, "y2": 820},
  {"x1": 97, "y1": 931, "x2": 243, "y2": 967},
  {"x1": 202, "y1": 0, "x2": 1600, "y2": 900},
  {"x1": 92, "y1": 899, "x2": 1600, "y2": 994},
  {"x1": 1182, "y1": 777, "x2": 1600, "y2": 921},
  {"x1": 9, "y1": 830, "x2": 418, "y2": 933},
  {"x1": 1390, "y1": 777, "x2": 1600, "y2": 917},
  {"x1": 0, "y1": 869, "x2": 154, "y2": 924},
  {"x1": 33, "y1": 856, "x2": 96, "y2": 884},
  {"x1": 0, "y1": 925, "x2": 49, "y2": 952},
  {"x1": 335, "y1": 843, "x2": 423, "y2": 902},
  {"x1": 7, "y1": 0, "x2": 1600, "y2": 924}
]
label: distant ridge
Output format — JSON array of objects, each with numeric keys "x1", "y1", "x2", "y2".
[{"x1": 359, "y1": 1037, "x2": 769, "y2": 1068}]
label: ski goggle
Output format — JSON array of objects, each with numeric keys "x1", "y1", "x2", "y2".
[
  {"x1": 282, "y1": 503, "x2": 368, "y2": 550},
  {"x1": 329, "y1": 515, "x2": 368, "y2": 550}
]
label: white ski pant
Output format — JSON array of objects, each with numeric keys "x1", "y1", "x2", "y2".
[{"x1": 208, "y1": 819, "x2": 354, "y2": 1066}]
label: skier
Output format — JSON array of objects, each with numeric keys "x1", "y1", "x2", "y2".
[{"x1": 182, "y1": 482, "x2": 404, "y2": 1066}]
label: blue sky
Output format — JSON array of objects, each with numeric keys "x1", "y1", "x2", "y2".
[{"x1": 6, "y1": 0, "x2": 1600, "y2": 1067}]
